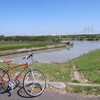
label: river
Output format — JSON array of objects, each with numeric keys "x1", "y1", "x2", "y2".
[{"x1": 0, "y1": 41, "x2": 100, "y2": 63}]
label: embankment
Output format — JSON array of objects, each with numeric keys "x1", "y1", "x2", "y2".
[{"x1": 0, "y1": 44, "x2": 69, "y2": 56}]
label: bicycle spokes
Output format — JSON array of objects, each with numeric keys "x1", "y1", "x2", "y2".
[
  {"x1": 23, "y1": 69, "x2": 46, "y2": 97},
  {"x1": 0, "y1": 69, "x2": 10, "y2": 94}
]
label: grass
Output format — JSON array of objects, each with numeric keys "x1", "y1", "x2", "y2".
[
  {"x1": 73, "y1": 49, "x2": 100, "y2": 84},
  {"x1": 71, "y1": 79, "x2": 80, "y2": 83},
  {"x1": 0, "y1": 61, "x2": 72, "y2": 82},
  {"x1": 66, "y1": 85, "x2": 100, "y2": 95},
  {"x1": 31, "y1": 62, "x2": 72, "y2": 82},
  {"x1": 0, "y1": 41, "x2": 59, "y2": 51}
]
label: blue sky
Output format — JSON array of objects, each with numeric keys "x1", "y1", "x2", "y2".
[{"x1": 0, "y1": 0, "x2": 100, "y2": 36}]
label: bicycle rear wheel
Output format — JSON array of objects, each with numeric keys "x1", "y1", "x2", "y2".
[
  {"x1": 23, "y1": 69, "x2": 46, "y2": 97},
  {"x1": 0, "y1": 68, "x2": 10, "y2": 93}
]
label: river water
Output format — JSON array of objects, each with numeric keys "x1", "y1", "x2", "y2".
[{"x1": 0, "y1": 41, "x2": 100, "y2": 63}]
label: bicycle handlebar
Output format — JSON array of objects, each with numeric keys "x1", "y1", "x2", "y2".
[{"x1": 23, "y1": 53, "x2": 33, "y2": 60}]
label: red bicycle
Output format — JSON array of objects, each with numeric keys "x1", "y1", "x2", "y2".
[{"x1": 0, "y1": 53, "x2": 46, "y2": 97}]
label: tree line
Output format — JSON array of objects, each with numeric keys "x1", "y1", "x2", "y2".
[{"x1": 0, "y1": 34, "x2": 100, "y2": 42}]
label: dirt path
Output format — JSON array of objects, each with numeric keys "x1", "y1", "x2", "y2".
[
  {"x1": 71, "y1": 64, "x2": 100, "y2": 87},
  {"x1": 72, "y1": 65, "x2": 89, "y2": 84}
]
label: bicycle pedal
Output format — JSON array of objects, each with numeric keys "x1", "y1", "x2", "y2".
[
  {"x1": 7, "y1": 87, "x2": 12, "y2": 97},
  {"x1": 9, "y1": 89, "x2": 13, "y2": 93},
  {"x1": 8, "y1": 92, "x2": 12, "y2": 97},
  {"x1": 8, "y1": 89, "x2": 13, "y2": 93},
  {"x1": 8, "y1": 86, "x2": 13, "y2": 93}
]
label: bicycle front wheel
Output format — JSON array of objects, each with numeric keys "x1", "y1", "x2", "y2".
[
  {"x1": 0, "y1": 68, "x2": 10, "y2": 93},
  {"x1": 23, "y1": 69, "x2": 46, "y2": 97}
]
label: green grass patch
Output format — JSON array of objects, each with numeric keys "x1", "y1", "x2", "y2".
[
  {"x1": 31, "y1": 62, "x2": 72, "y2": 82},
  {"x1": 0, "y1": 41, "x2": 59, "y2": 51},
  {"x1": 66, "y1": 85, "x2": 100, "y2": 95},
  {"x1": 73, "y1": 49, "x2": 100, "y2": 84},
  {"x1": 71, "y1": 79, "x2": 80, "y2": 83}
]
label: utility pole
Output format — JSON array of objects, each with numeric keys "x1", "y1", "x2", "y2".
[{"x1": 86, "y1": 27, "x2": 90, "y2": 34}]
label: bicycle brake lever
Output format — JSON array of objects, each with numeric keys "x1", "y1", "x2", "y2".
[{"x1": 23, "y1": 57, "x2": 26, "y2": 59}]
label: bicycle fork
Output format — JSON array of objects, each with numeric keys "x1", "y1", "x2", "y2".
[{"x1": 29, "y1": 68, "x2": 38, "y2": 84}]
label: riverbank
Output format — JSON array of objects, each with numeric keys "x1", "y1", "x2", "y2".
[
  {"x1": 0, "y1": 44, "x2": 69, "y2": 56},
  {"x1": 32, "y1": 49, "x2": 100, "y2": 96},
  {"x1": 0, "y1": 49, "x2": 100, "y2": 96}
]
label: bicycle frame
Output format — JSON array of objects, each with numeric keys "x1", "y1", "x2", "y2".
[{"x1": 2, "y1": 62, "x2": 29, "y2": 81}]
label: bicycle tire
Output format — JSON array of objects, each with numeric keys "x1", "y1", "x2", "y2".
[
  {"x1": 0, "y1": 68, "x2": 10, "y2": 93},
  {"x1": 23, "y1": 69, "x2": 46, "y2": 97}
]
